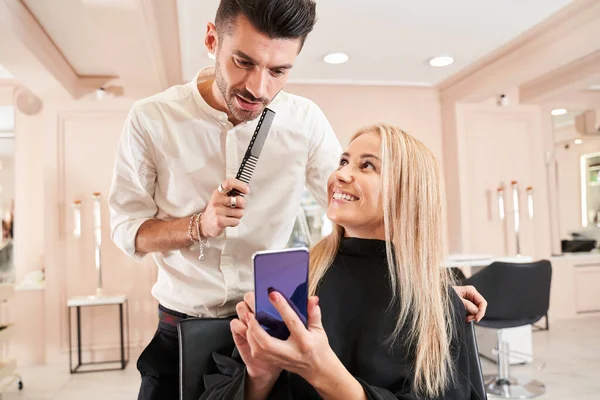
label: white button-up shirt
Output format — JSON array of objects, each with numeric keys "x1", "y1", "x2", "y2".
[{"x1": 109, "y1": 68, "x2": 342, "y2": 317}]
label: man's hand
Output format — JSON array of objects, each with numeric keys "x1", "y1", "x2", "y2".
[
  {"x1": 453, "y1": 285, "x2": 487, "y2": 322},
  {"x1": 200, "y1": 178, "x2": 249, "y2": 238}
]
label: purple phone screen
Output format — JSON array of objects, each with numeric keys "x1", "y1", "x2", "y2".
[{"x1": 253, "y1": 248, "x2": 309, "y2": 340}]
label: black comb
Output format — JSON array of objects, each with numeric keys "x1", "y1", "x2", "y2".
[{"x1": 228, "y1": 107, "x2": 276, "y2": 197}]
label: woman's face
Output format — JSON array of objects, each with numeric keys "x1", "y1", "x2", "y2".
[{"x1": 326, "y1": 131, "x2": 385, "y2": 239}]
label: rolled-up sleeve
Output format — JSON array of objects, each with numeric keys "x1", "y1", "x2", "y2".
[
  {"x1": 108, "y1": 107, "x2": 158, "y2": 261},
  {"x1": 305, "y1": 104, "x2": 342, "y2": 209}
]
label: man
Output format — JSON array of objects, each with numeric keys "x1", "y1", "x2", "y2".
[{"x1": 108, "y1": 0, "x2": 487, "y2": 398}]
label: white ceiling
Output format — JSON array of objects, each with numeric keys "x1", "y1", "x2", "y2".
[
  {"x1": 22, "y1": 0, "x2": 121, "y2": 76},
  {"x1": 10, "y1": 0, "x2": 575, "y2": 88},
  {"x1": 178, "y1": 0, "x2": 572, "y2": 86}
]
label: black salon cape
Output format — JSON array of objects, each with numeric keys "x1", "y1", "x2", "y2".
[{"x1": 200, "y1": 238, "x2": 473, "y2": 400}]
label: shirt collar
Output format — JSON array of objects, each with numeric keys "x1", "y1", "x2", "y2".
[{"x1": 189, "y1": 66, "x2": 229, "y2": 122}]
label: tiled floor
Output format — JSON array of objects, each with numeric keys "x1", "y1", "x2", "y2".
[
  {"x1": 480, "y1": 315, "x2": 600, "y2": 400},
  {"x1": 0, "y1": 353, "x2": 141, "y2": 400},
  {"x1": 1, "y1": 316, "x2": 599, "y2": 399}
]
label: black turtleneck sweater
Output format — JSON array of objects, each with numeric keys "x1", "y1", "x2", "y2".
[{"x1": 200, "y1": 239, "x2": 474, "y2": 400}]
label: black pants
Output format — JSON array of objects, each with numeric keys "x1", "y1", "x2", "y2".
[{"x1": 137, "y1": 306, "x2": 187, "y2": 400}]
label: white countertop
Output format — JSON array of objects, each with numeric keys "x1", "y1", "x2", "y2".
[
  {"x1": 551, "y1": 252, "x2": 600, "y2": 259},
  {"x1": 67, "y1": 294, "x2": 127, "y2": 307},
  {"x1": 444, "y1": 254, "x2": 533, "y2": 268}
]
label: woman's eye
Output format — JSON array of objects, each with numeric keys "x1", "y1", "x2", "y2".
[
  {"x1": 362, "y1": 162, "x2": 375, "y2": 170},
  {"x1": 339, "y1": 159, "x2": 348, "y2": 166}
]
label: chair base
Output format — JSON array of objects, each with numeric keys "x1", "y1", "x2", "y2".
[{"x1": 484, "y1": 375, "x2": 545, "y2": 399}]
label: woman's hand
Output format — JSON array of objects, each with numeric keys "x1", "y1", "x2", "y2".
[
  {"x1": 231, "y1": 293, "x2": 282, "y2": 384},
  {"x1": 243, "y1": 291, "x2": 366, "y2": 400},
  {"x1": 453, "y1": 285, "x2": 488, "y2": 322},
  {"x1": 245, "y1": 292, "x2": 338, "y2": 385}
]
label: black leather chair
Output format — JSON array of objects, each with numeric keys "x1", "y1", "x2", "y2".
[
  {"x1": 463, "y1": 260, "x2": 552, "y2": 399},
  {"x1": 466, "y1": 320, "x2": 488, "y2": 400},
  {"x1": 178, "y1": 318, "x2": 235, "y2": 400}
]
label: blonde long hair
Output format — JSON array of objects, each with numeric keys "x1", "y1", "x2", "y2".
[{"x1": 309, "y1": 124, "x2": 455, "y2": 398}]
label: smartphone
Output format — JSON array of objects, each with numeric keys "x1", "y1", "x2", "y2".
[{"x1": 253, "y1": 247, "x2": 309, "y2": 340}]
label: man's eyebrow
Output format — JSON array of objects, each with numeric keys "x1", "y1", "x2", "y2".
[{"x1": 234, "y1": 50, "x2": 293, "y2": 70}]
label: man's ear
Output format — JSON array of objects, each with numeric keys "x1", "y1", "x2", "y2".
[{"x1": 205, "y1": 22, "x2": 219, "y2": 57}]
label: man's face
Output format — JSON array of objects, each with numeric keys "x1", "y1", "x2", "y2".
[{"x1": 206, "y1": 15, "x2": 302, "y2": 123}]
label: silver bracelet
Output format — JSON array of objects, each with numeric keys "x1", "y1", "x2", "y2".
[
  {"x1": 195, "y1": 213, "x2": 210, "y2": 261},
  {"x1": 188, "y1": 214, "x2": 199, "y2": 244}
]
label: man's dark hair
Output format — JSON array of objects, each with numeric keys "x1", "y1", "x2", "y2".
[{"x1": 215, "y1": 0, "x2": 317, "y2": 48}]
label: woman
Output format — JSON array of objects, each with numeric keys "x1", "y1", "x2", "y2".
[{"x1": 201, "y1": 124, "x2": 476, "y2": 399}]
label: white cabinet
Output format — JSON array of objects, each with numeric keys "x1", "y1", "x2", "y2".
[
  {"x1": 574, "y1": 264, "x2": 600, "y2": 313},
  {"x1": 549, "y1": 254, "x2": 600, "y2": 321}
]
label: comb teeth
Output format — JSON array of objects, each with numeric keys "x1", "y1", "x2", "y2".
[
  {"x1": 227, "y1": 108, "x2": 275, "y2": 197},
  {"x1": 237, "y1": 155, "x2": 258, "y2": 184}
]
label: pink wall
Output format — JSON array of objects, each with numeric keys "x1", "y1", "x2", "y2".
[
  {"x1": 0, "y1": 87, "x2": 13, "y2": 106},
  {"x1": 14, "y1": 109, "x2": 44, "y2": 283},
  {"x1": 39, "y1": 92, "x2": 161, "y2": 364},
  {"x1": 442, "y1": 96, "x2": 553, "y2": 257},
  {"x1": 286, "y1": 84, "x2": 444, "y2": 163},
  {"x1": 0, "y1": 85, "x2": 47, "y2": 365}
]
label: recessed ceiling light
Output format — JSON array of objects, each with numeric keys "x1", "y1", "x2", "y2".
[
  {"x1": 429, "y1": 56, "x2": 454, "y2": 67},
  {"x1": 323, "y1": 52, "x2": 349, "y2": 64},
  {"x1": 574, "y1": 138, "x2": 583, "y2": 145},
  {"x1": 551, "y1": 108, "x2": 567, "y2": 116},
  {"x1": 208, "y1": 52, "x2": 215, "y2": 60}
]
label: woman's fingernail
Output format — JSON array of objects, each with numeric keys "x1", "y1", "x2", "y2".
[{"x1": 269, "y1": 291, "x2": 280, "y2": 302}]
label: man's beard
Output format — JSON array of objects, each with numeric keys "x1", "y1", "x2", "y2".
[{"x1": 215, "y1": 62, "x2": 268, "y2": 123}]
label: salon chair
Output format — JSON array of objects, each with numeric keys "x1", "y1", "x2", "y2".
[
  {"x1": 178, "y1": 318, "x2": 234, "y2": 400},
  {"x1": 463, "y1": 260, "x2": 552, "y2": 399},
  {"x1": 466, "y1": 320, "x2": 488, "y2": 399}
]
